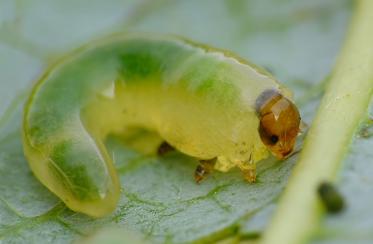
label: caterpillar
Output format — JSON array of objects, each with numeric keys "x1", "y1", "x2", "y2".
[{"x1": 22, "y1": 34, "x2": 301, "y2": 217}]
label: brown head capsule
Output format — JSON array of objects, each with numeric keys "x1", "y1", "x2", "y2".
[{"x1": 256, "y1": 89, "x2": 301, "y2": 159}]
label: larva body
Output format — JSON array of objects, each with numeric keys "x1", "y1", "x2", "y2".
[{"x1": 23, "y1": 34, "x2": 299, "y2": 217}]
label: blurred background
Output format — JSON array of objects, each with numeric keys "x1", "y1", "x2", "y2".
[
  {"x1": 2, "y1": 1, "x2": 371, "y2": 244},
  {"x1": 0, "y1": 0, "x2": 352, "y2": 120}
]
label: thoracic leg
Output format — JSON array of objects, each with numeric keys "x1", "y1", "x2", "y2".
[
  {"x1": 194, "y1": 158, "x2": 216, "y2": 183},
  {"x1": 239, "y1": 162, "x2": 257, "y2": 183},
  {"x1": 157, "y1": 141, "x2": 175, "y2": 156}
]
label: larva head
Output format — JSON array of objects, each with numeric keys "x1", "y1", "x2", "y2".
[{"x1": 256, "y1": 89, "x2": 300, "y2": 159}]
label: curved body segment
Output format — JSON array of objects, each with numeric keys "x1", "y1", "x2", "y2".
[{"x1": 23, "y1": 34, "x2": 299, "y2": 217}]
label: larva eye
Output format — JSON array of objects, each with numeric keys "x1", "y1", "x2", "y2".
[{"x1": 270, "y1": 135, "x2": 279, "y2": 144}]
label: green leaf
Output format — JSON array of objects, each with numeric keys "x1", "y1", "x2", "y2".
[
  {"x1": 76, "y1": 228, "x2": 151, "y2": 244},
  {"x1": 0, "y1": 0, "x2": 361, "y2": 243}
]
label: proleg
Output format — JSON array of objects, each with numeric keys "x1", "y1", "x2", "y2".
[{"x1": 22, "y1": 34, "x2": 301, "y2": 217}]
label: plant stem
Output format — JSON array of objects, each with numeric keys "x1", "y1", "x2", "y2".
[{"x1": 261, "y1": 0, "x2": 373, "y2": 243}]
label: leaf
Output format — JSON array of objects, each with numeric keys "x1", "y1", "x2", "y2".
[
  {"x1": 76, "y1": 228, "x2": 151, "y2": 244},
  {"x1": 0, "y1": 0, "x2": 356, "y2": 243}
]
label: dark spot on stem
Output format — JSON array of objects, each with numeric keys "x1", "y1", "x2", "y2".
[{"x1": 317, "y1": 181, "x2": 345, "y2": 214}]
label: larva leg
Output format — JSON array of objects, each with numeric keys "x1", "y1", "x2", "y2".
[
  {"x1": 157, "y1": 141, "x2": 175, "y2": 156},
  {"x1": 194, "y1": 158, "x2": 216, "y2": 183},
  {"x1": 240, "y1": 163, "x2": 257, "y2": 183}
]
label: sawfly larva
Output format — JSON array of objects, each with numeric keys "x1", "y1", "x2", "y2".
[{"x1": 22, "y1": 34, "x2": 301, "y2": 217}]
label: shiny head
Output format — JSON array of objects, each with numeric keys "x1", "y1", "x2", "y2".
[{"x1": 256, "y1": 89, "x2": 300, "y2": 159}]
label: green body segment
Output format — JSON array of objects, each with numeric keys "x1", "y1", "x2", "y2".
[{"x1": 23, "y1": 34, "x2": 290, "y2": 217}]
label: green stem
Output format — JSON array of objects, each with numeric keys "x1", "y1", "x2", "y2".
[{"x1": 261, "y1": 0, "x2": 373, "y2": 243}]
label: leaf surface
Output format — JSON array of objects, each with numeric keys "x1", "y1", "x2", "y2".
[{"x1": 0, "y1": 0, "x2": 357, "y2": 243}]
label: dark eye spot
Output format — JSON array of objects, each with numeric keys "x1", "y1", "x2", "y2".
[{"x1": 270, "y1": 135, "x2": 279, "y2": 144}]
